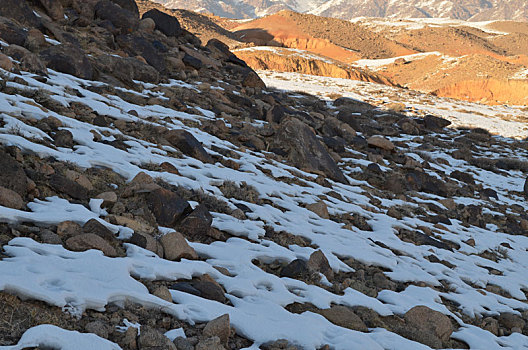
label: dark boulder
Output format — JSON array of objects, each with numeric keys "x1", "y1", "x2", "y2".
[
  {"x1": 273, "y1": 117, "x2": 347, "y2": 184},
  {"x1": 182, "y1": 53, "x2": 203, "y2": 70},
  {"x1": 49, "y1": 174, "x2": 88, "y2": 200},
  {"x1": 0, "y1": 149, "x2": 28, "y2": 196},
  {"x1": 0, "y1": 17, "x2": 28, "y2": 46},
  {"x1": 0, "y1": 0, "x2": 41, "y2": 28},
  {"x1": 280, "y1": 259, "x2": 311, "y2": 280},
  {"x1": 94, "y1": 54, "x2": 159, "y2": 84},
  {"x1": 5, "y1": 45, "x2": 47, "y2": 74},
  {"x1": 40, "y1": 44, "x2": 93, "y2": 80},
  {"x1": 94, "y1": 0, "x2": 139, "y2": 34},
  {"x1": 147, "y1": 188, "x2": 192, "y2": 228},
  {"x1": 116, "y1": 34, "x2": 165, "y2": 72},
  {"x1": 178, "y1": 204, "x2": 213, "y2": 238},
  {"x1": 164, "y1": 129, "x2": 213, "y2": 164},
  {"x1": 141, "y1": 9, "x2": 181, "y2": 37},
  {"x1": 242, "y1": 69, "x2": 266, "y2": 89},
  {"x1": 423, "y1": 114, "x2": 451, "y2": 130},
  {"x1": 109, "y1": 0, "x2": 139, "y2": 17}
]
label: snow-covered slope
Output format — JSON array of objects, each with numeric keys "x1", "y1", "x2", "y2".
[
  {"x1": 155, "y1": 0, "x2": 528, "y2": 21},
  {"x1": 2, "y1": 61, "x2": 528, "y2": 349}
]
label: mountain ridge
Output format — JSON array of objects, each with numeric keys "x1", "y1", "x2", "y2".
[{"x1": 153, "y1": 0, "x2": 528, "y2": 21}]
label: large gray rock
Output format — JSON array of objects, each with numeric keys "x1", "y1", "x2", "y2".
[
  {"x1": 110, "y1": 0, "x2": 139, "y2": 17},
  {"x1": 0, "y1": 17, "x2": 28, "y2": 46},
  {"x1": 94, "y1": 0, "x2": 139, "y2": 34},
  {"x1": 404, "y1": 305, "x2": 453, "y2": 347},
  {"x1": 65, "y1": 233, "x2": 117, "y2": 257},
  {"x1": 138, "y1": 326, "x2": 176, "y2": 350},
  {"x1": 160, "y1": 231, "x2": 198, "y2": 261},
  {"x1": 0, "y1": 149, "x2": 28, "y2": 196},
  {"x1": 116, "y1": 34, "x2": 166, "y2": 72},
  {"x1": 178, "y1": 204, "x2": 213, "y2": 239},
  {"x1": 40, "y1": 44, "x2": 93, "y2": 80},
  {"x1": 203, "y1": 314, "x2": 230, "y2": 346},
  {"x1": 165, "y1": 129, "x2": 213, "y2": 164},
  {"x1": 5, "y1": 45, "x2": 48, "y2": 75},
  {"x1": 142, "y1": 9, "x2": 182, "y2": 37},
  {"x1": 147, "y1": 188, "x2": 192, "y2": 228},
  {"x1": 0, "y1": 186, "x2": 24, "y2": 209},
  {"x1": 274, "y1": 118, "x2": 347, "y2": 183},
  {"x1": 319, "y1": 305, "x2": 368, "y2": 332}
]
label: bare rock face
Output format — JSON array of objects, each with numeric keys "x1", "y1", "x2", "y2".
[{"x1": 274, "y1": 117, "x2": 347, "y2": 184}]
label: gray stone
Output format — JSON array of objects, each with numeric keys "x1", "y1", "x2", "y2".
[
  {"x1": 160, "y1": 231, "x2": 198, "y2": 261},
  {"x1": 65, "y1": 233, "x2": 117, "y2": 257},
  {"x1": 319, "y1": 305, "x2": 368, "y2": 332},
  {"x1": 203, "y1": 314, "x2": 230, "y2": 346},
  {"x1": 0, "y1": 186, "x2": 24, "y2": 209}
]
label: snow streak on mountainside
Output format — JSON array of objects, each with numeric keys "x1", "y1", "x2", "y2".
[{"x1": 154, "y1": 0, "x2": 528, "y2": 21}]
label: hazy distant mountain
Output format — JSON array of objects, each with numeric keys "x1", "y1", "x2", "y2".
[{"x1": 153, "y1": 0, "x2": 528, "y2": 21}]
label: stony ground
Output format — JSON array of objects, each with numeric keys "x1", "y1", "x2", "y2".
[{"x1": 1, "y1": 0, "x2": 528, "y2": 350}]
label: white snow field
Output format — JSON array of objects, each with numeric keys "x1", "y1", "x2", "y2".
[{"x1": 0, "y1": 63, "x2": 528, "y2": 350}]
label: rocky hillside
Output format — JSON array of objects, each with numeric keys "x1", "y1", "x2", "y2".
[
  {"x1": 153, "y1": 0, "x2": 528, "y2": 21},
  {"x1": 2, "y1": 0, "x2": 528, "y2": 350}
]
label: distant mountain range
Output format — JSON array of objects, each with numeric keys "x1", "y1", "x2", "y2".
[{"x1": 153, "y1": 0, "x2": 528, "y2": 21}]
